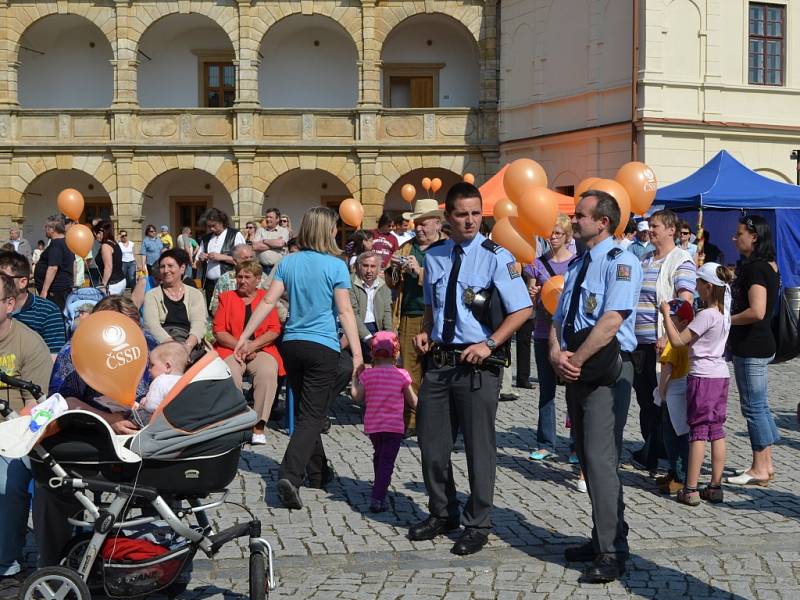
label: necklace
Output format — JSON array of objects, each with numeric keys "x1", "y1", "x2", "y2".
[{"x1": 162, "y1": 284, "x2": 184, "y2": 302}]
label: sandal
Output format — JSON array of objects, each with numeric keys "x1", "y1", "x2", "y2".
[
  {"x1": 699, "y1": 484, "x2": 724, "y2": 504},
  {"x1": 528, "y1": 449, "x2": 553, "y2": 461},
  {"x1": 677, "y1": 488, "x2": 700, "y2": 506}
]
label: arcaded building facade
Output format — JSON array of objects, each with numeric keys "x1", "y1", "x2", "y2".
[{"x1": 1, "y1": 1, "x2": 500, "y2": 243}]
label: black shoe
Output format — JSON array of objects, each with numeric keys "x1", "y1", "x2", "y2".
[
  {"x1": 405, "y1": 427, "x2": 417, "y2": 439},
  {"x1": 499, "y1": 393, "x2": 519, "y2": 402},
  {"x1": 321, "y1": 418, "x2": 332, "y2": 434},
  {"x1": 451, "y1": 528, "x2": 489, "y2": 556},
  {"x1": 583, "y1": 554, "x2": 625, "y2": 583},
  {"x1": 564, "y1": 540, "x2": 596, "y2": 562},
  {"x1": 408, "y1": 515, "x2": 461, "y2": 541},
  {"x1": 276, "y1": 478, "x2": 303, "y2": 510},
  {"x1": 515, "y1": 382, "x2": 535, "y2": 389}
]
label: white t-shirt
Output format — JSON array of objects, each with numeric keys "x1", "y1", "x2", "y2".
[
  {"x1": 119, "y1": 240, "x2": 136, "y2": 263},
  {"x1": 201, "y1": 230, "x2": 246, "y2": 280},
  {"x1": 392, "y1": 230, "x2": 414, "y2": 246},
  {"x1": 141, "y1": 373, "x2": 183, "y2": 412},
  {"x1": 363, "y1": 280, "x2": 378, "y2": 324}
]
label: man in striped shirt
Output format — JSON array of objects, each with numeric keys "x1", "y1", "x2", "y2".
[{"x1": 0, "y1": 251, "x2": 66, "y2": 357}]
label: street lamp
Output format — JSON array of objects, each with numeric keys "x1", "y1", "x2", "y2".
[{"x1": 792, "y1": 149, "x2": 800, "y2": 185}]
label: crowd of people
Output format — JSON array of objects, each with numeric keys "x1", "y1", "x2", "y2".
[{"x1": 0, "y1": 183, "x2": 786, "y2": 586}]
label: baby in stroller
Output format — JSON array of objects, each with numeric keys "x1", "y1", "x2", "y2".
[
  {"x1": 131, "y1": 341, "x2": 188, "y2": 425},
  {"x1": 0, "y1": 351, "x2": 275, "y2": 599}
]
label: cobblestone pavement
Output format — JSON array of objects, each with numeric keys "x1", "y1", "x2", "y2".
[{"x1": 13, "y1": 357, "x2": 800, "y2": 599}]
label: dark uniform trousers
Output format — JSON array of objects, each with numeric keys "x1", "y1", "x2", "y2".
[
  {"x1": 566, "y1": 360, "x2": 634, "y2": 557},
  {"x1": 417, "y1": 361, "x2": 501, "y2": 530}
]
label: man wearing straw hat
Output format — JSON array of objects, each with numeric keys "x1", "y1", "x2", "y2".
[{"x1": 387, "y1": 198, "x2": 445, "y2": 435}]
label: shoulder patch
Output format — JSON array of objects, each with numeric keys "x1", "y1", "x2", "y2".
[
  {"x1": 607, "y1": 247, "x2": 623, "y2": 259},
  {"x1": 616, "y1": 264, "x2": 632, "y2": 281},
  {"x1": 568, "y1": 253, "x2": 584, "y2": 267},
  {"x1": 506, "y1": 261, "x2": 521, "y2": 279},
  {"x1": 482, "y1": 239, "x2": 502, "y2": 254}
]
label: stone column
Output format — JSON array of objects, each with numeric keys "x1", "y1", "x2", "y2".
[
  {"x1": 0, "y1": 152, "x2": 15, "y2": 233},
  {"x1": 357, "y1": 150, "x2": 382, "y2": 229},
  {"x1": 479, "y1": 0, "x2": 499, "y2": 109},
  {"x1": 359, "y1": 1, "x2": 382, "y2": 107},
  {"x1": 234, "y1": 149, "x2": 257, "y2": 227},
  {"x1": 112, "y1": 0, "x2": 138, "y2": 108},
  {"x1": 112, "y1": 151, "x2": 141, "y2": 245},
  {"x1": 235, "y1": 0, "x2": 261, "y2": 108}
]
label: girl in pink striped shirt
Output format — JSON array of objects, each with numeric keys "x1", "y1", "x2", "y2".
[{"x1": 351, "y1": 331, "x2": 418, "y2": 512}]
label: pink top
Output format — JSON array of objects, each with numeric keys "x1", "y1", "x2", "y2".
[
  {"x1": 687, "y1": 307, "x2": 730, "y2": 379},
  {"x1": 359, "y1": 365, "x2": 412, "y2": 434}
]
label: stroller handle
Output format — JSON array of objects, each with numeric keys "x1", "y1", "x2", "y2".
[{"x1": 0, "y1": 371, "x2": 42, "y2": 417}]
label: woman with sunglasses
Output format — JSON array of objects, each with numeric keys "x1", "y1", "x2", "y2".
[
  {"x1": 244, "y1": 221, "x2": 258, "y2": 244},
  {"x1": 726, "y1": 215, "x2": 780, "y2": 486},
  {"x1": 140, "y1": 224, "x2": 163, "y2": 278},
  {"x1": 279, "y1": 215, "x2": 293, "y2": 237},
  {"x1": 677, "y1": 220, "x2": 698, "y2": 259}
]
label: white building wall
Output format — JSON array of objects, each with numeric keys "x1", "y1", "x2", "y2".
[
  {"x1": 381, "y1": 14, "x2": 480, "y2": 107},
  {"x1": 264, "y1": 170, "x2": 350, "y2": 229},
  {"x1": 18, "y1": 15, "x2": 114, "y2": 108},
  {"x1": 259, "y1": 16, "x2": 358, "y2": 108},
  {"x1": 138, "y1": 15, "x2": 235, "y2": 108}
]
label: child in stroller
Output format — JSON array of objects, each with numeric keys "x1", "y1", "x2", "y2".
[{"x1": 0, "y1": 351, "x2": 275, "y2": 599}]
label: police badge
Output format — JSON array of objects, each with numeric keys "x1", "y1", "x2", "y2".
[
  {"x1": 586, "y1": 293, "x2": 597, "y2": 313},
  {"x1": 462, "y1": 287, "x2": 476, "y2": 306}
]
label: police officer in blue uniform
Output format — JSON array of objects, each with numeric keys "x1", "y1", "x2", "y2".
[
  {"x1": 409, "y1": 182, "x2": 532, "y2": 556},
  {"x1": 549, "y1": 190, "x2": 643, "y2": 583}
]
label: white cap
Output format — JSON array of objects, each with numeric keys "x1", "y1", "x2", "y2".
[{"x1": 636, "y1": 221, "x2": 649, "y2": 232}]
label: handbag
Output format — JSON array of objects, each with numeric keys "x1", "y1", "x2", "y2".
[
  {"x1": 564, "y1": 327, "x2": 622, "y2": 386},
  {"x1": 771, "y1": 286, "x2": 800, "y2": 364}
]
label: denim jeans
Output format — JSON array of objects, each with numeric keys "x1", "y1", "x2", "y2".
[
  {"x1": 661, "y1": 406, "x2": 688, "y2": 482},
  {"x1": 533, "y1": 338, "x2": 562, "y2": 452},
  {"x1": 733, "y1": 355, "x2": 780, "y2": 451},
  {"x1": 0, "y1": 457, "x2": 31, "y2": 576},
  {"x1": 122, "y1": 260, "x2": 136, "y2": 289}
]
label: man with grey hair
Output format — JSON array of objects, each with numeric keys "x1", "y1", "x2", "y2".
[
  {"x1": 2, "y1": 228, "x2": 32, "y2": 263},
  {"x1": 33, "y1": 214, "x2": 74, "y2": 310},
  {"x1": 209, "y1": 243, "x2": 280, "y2": 317},
  {"x1": 350, "y1": 250, "x2": 393, "y2": 361}
]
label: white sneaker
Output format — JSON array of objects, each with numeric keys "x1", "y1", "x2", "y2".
[
  {"x1": 251, "y1": 433, "x2": 267, "y2": 445},
  {"x1": 576, "y1": 479, "x2": 587, "y2": 493}
]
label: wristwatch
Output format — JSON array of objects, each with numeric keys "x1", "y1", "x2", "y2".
[{"x1": 485, "y1": 337, "x2": 497, "y2": 351}]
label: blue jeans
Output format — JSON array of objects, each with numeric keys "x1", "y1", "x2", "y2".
[
  {"x1": 661, "y1": 406, "x2": 688, "y2": 482},
  {"x1": 122, "y1": 260, "x2": 136, "y2": 289},
  {"x1": 533, "y1": 339, "x2": 576, "y2": 452},
  {"x1": 0, "y1": 457, "x2": 31, "y2": 576},
  {"x1": 733, "y1": 355, "x2": 780, "y2": 451}
]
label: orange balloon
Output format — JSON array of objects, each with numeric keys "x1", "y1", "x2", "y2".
[
  {"x1": 463, "y1": 173, "x2": 475, "y2": 185},
  {"x1": 574, "y1": 177, "x2": 601, "y2": 205},
  {"x1": 65, "y1": 224, "x2": 94, "y2": 258},
  {"x1": 516, "y1": 186, "x2": 560, "y2": 238},
  {"x1": 491, "y1": 217, "x2": 535, "y2": 263},
  {"x1": 541, "y1": 275, "x2": 565, "y2": 315},
  {"x1": 338, "y1": 198, "x2": 364, "y2": 228},
  {"x1": 615, "y1": 161, "x2": 657, "y2": 215},
  {"x1": 401, "y1": 184, "x2": 416, "y2": 204},
  {"x1": 57, "y1": 188, "x2": 85, "y2": 221},
  {"x1": 421, "y1": 177, "x2": 432, "y2": 192},
  {"x1": 72, "y1": 311, "x2": 148, "y2": 408},
  {"x1": 431, "y1": 178, "x2": 443, "y2": 193},
  {"x1": 503, "y1": 158, "x2": 548, "y2": 205},
  {"x1": 585, "y1": 179, "x2": 631, "y2": 237},
  {"x1": 492, "y1": 198, "x2": 517, "y2": 220}
]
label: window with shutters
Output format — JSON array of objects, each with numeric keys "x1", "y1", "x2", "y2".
[{"x1": 748, "y1": 3, "x2": 785, "y2": 86}]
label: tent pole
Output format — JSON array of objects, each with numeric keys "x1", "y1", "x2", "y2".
[{"x1": 696, "y1": 209, "x2": 705, "y2": 266}]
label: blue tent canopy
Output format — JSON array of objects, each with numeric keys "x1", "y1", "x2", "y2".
[{"x1": 655, "y1": 150, "x2": 800, "y2": 287}]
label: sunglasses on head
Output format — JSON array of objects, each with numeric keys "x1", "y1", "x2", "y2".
[{"x1": 744, "y1": 217, "x2": 756, "y2": 232}]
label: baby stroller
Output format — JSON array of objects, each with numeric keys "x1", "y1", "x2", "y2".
[{"x1": 0, "y1": 352, "x2": 275, "y2": 599}]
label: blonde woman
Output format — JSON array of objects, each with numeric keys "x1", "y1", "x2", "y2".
[{"x1": 235, "y1": 206, "x2": 363, "y2": 509}]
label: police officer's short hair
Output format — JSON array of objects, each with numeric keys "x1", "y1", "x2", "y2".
[
  {"x1": 650, "y1": 209, "x2": 679, "y2": 232},
  {"x1": 445, "y1": 182, "x2": 482, "y2": 213},
  {"x1": 579, "y1": 190, "x2": 620, "y2": 234}
]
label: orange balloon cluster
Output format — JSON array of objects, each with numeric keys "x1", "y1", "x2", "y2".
[
  {"x1": 72, "y1": 311, "x2": 148, "y2": 408},
  {"x1": 66, "y1": 224, "x2": 94, "y2": 258},
  {"x1": 431, "y1": 178, "x2": 442, "y2": 193},
  {"x1": 57, "y1": 188, "x2": 84, "y2": 221},
  {"x1": 491, "y1": 217, "x2": 535, "y2": 264},
  {"x1": 541, "y1": 275, "x2": 565, "y2": 315},
  {"x1": 504, "y1": 159, "x2": 548, "y2": 205},
  {"x1": 401, "y1": 184, "x2": 416, "y2": 204},
  {"x1": 338, "y1": 198, "x2": 364, "y2": 228},
  {"x1": 515, "y1": 187, "x2": 560, "y2": 239},
  {"x1": 421, "y1": 177, "x2": 432, "y2": 192},
  {"x1": 492, "y1": 198, "x2": 517, "y2": 220}
]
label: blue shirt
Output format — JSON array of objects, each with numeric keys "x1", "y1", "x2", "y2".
[
  {"x1": 629, "y1": 239, "x2": 654, "y2": 261},
  {"x1": 423, "y1": 233, "x2": 532, "y2": 344},
  {"x1": 274, "y1": 250, "x2": 351, "y2": 352},
  {"x1": 12, "y1": 294, "x2": 66, "y2": 353},
  {"x1": 141, "y1": 236, "x2": 163, "y2": 266},
  {"x1": 553, "y1": 236, "x2": 643, "y2": 352}
]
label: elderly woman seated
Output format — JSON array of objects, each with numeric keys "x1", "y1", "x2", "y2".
[
  {"x1": 212, "y1": 260, "x2": 284, "y2": 445},
  {"x1": 143, "y1": 248, "x2": 207, "y2": 359}
]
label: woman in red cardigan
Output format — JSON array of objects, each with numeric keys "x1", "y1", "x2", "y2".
[{"x1": 213, "y1": 260, "x2": 284, "y2": 444}]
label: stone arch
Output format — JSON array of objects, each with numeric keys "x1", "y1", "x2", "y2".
[
  {"x1": 384, "y1": 167, "x2": 463, "y2": 213},
  {"x1": 17, "y1": 14, "x2": 115, "y2": 108},
  {"x1": 754, "y1": 168, "x2": 792, "y2": 183},
  {"x1": 134, "y1": 155, "x2": 238, "y2": 202},
  {"x1": 374, "y1": 154, "x2": 480, "y2": 199},
  {"x1": 374, "y1": 7, "x2": 481, "y2": 50},
  {"x1": 258, "y1": 13, "x2": 359, "y2": 108},
  {"x1": 129, "y1": 5, "x2": 239, "y2": 62},
  {"x1": 255, "y1": 155, "x2": 359, "y2": 208},
  {"x1": 9, "y1": 6, "x2": 116, "y2": 62},
  {"x1": 253, "y1": 7, "x2": 362, "y2": 57}
]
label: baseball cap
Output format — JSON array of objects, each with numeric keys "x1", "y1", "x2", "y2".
[
  {"x1": 636, "y1": 221, "x2": 649, "y2": 232},
  {"x1": 371, "y1": 331, "x2": 400, "y2": 358},
  {"x1": 667, "y1": 299, "x2": 694, "y2": 323}
]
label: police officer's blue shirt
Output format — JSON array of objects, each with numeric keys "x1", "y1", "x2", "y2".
[
  {"x1": 423, "y1": 232, "x2": 532, "y2": 344},
  {"x1": 553, "y1": 235, "x2": 642, "y2": 352}
]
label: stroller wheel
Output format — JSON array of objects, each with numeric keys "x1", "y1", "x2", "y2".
[
  {"x1": 249, "y1": 552, "x2": 268, "y2": 600},
  {"x1": 59, "y1": 534, "x2": 103, "y2": 591},
  {"x1": 20, "y1": 566, "x2": 91, "y2": 600}
]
